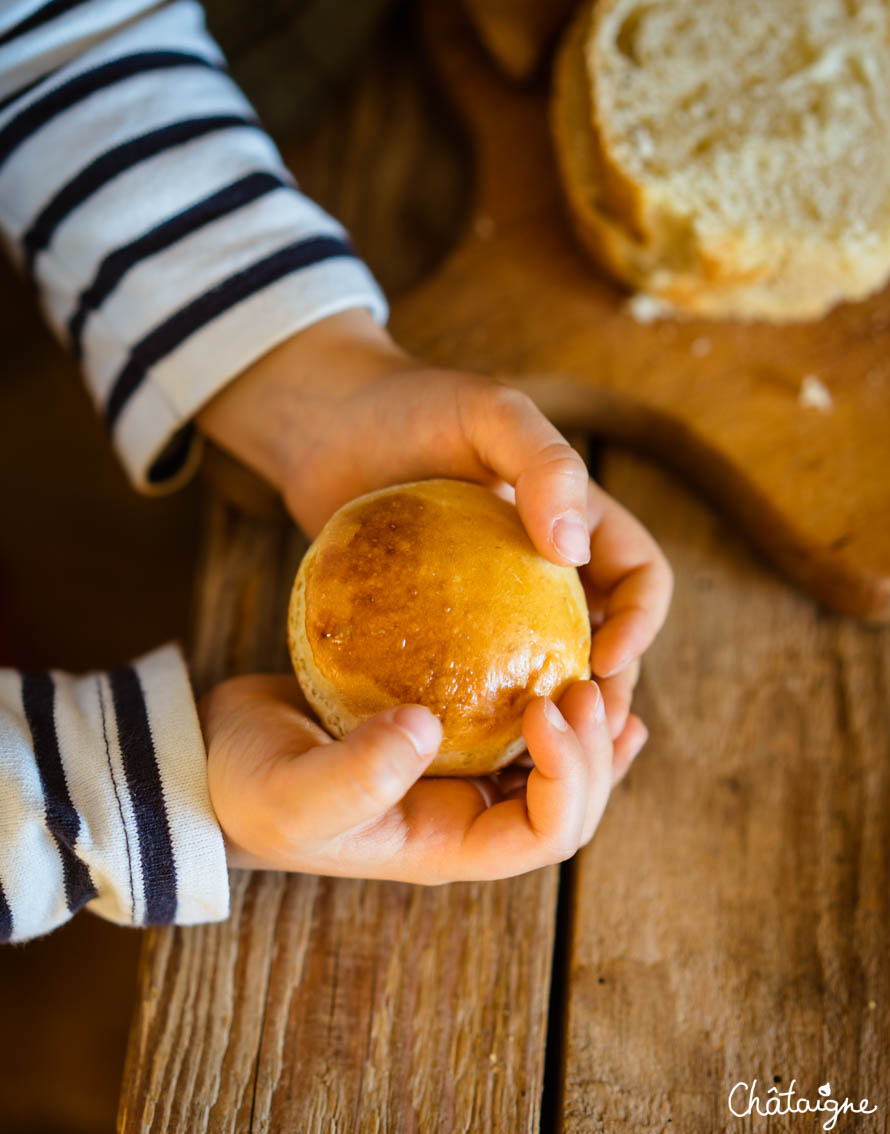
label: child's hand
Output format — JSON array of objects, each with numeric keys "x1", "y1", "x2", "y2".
[
  {"x1": 197, "y1": 307, "x2": 673, "y2": 748},
  {"x1": 201, "y1": 674, "x2": 639, "y2": 879}
]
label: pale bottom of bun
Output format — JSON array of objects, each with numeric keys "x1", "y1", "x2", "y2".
[{"x1": 422, "y1": 733, "x2": 529, "y2": 779}]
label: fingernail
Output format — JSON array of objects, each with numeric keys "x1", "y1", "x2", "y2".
[
  {"x1": 591, "y1": 682, "x2": 606, "y2": 724},
  {"x1": 393, "y1": 706, "x2": 442, "y2": 754},
  {"x1": 552, "y1": 511, "x2": 590, "y2": 565},
  {"x1": 599, "y1": 652, "x2": 632, "y2": 679},
  {"x1": 630, "y1": 724, "x2": 649, "y2": 761},
  {"x1": 542, "y1": 699, "x2": 569, "y2": 732}
]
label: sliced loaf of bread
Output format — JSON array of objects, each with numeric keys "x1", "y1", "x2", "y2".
[{"x1": 552, "y1": 0, "x2": 890, "y2": 320}]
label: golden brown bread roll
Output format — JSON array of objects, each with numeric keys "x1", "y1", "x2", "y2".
[{"x1": 287, "y1": 479, "x2": 591, "y2": 776}]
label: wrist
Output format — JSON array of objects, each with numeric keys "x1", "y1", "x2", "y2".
[{"x1": 195, "y1": 307, "x2": 412, "y2": 495}]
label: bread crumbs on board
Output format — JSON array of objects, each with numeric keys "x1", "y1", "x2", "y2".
[{"x1": 798, "y1": 374, "x2": 834, "y2": 412}]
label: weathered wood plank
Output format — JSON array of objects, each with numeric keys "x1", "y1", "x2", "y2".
[
  {"x1": 117, "y1": 462, "x2": 559, "y2": 1132},
  {"x1": 253, "y1": 872, "x2": 556, "y2": 1133},
  {"x1": 561, "y1": 447, "x2": 890, "y2": 1133}
]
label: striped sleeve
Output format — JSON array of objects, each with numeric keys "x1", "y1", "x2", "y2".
[
  {"x1": 0, "y1": 0, "x2": 388, "y2": 493},
  {"x1": 0, "y1": 644, "x2": 228, "y2": 943}
]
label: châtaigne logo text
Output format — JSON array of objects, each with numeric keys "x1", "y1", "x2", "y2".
[{"x1": 728, "y1": 1080, "x2": 877, "y2": 1131}]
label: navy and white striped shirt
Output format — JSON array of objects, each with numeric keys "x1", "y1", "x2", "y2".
[
  {"x1": 0, "y1": 0, "x2": 388, "y2": 942},
  {"x1": 0, "y1": 647, "x2": 227, "y2": 941}
]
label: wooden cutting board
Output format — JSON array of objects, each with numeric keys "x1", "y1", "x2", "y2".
[{"x1": 388, "y1": 0, "x2": 890, "y2": 623}]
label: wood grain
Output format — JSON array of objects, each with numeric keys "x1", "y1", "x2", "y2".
[
  {"x1": 560, "y1": 447, "x2": 890, "y2": 1133},
  {"x1": 390, "y1": 0, "x2": 890, "y2": 623},
  {"x1": 117, "y1": 466, "x2": 559, "y2": 1132},
  {"x1": 460, "y1": 0, "x2": 575, "y2": 81}
]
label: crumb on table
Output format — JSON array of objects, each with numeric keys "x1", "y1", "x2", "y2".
[
  {"x1": 798, "y1": 374, "x2": 833, "y2": 412},
  {"x1": 626, "y1": 292, "x2": 674, "y2": 324}
]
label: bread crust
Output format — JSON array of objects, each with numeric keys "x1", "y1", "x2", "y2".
[
  {"x1": 288, "y1": 479, "x2": 591, "y2": 777},
  {"x1": 585, "y1": 0, "x2": 661, "y2": 247}
]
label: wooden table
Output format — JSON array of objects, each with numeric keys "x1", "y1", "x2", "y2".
[
  {"x1": 118, "y1": 13, "x2": 890, "y2": 1132},
  {"x1": 117, "y1": 446, "x2": 890, "y2": 1133}
]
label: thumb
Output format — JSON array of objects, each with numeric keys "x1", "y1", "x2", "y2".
[
  {"x1": 280, "y1": 704, "x2": 443, "y2": 839},
  {"x1": 457, "y1": 384, "x2": 590, "y2": 566}
]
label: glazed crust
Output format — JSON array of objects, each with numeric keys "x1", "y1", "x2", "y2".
[{"x1": 288, "y1": 479, "x2": 591, "y2": 776}]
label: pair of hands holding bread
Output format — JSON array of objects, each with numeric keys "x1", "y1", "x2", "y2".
[{"x1": 197, "y1": 308, "x2": 673, "y2": 883}]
